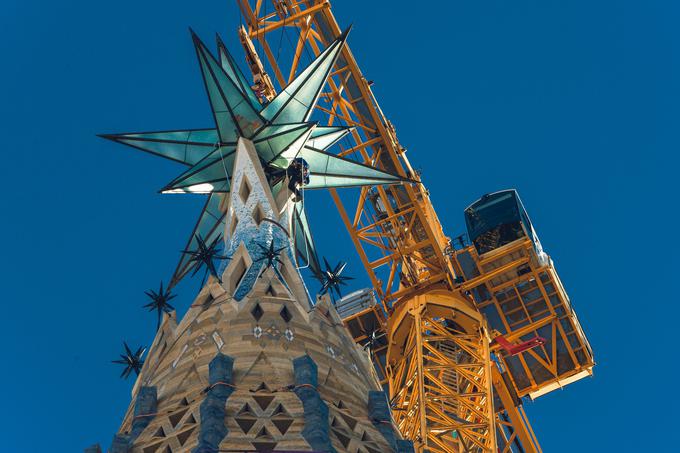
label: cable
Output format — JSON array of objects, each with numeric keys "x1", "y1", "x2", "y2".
[
  {"x1": 276, "y1": 15, "x2": 286, "y2": 63},
  {"x1": 296, "y1": 185, "x2": 310, "y2": 270},
  {"x1": 217, "y1": 143, "x2": 230, "y2": 184}
]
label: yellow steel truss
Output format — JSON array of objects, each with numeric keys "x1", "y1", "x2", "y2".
[
  {"x1": 387, "y1": 292, "x2": 496, "y2": 452},
  {"x1": 233, "y1": 2, "x2": 553, "y2": 452}
]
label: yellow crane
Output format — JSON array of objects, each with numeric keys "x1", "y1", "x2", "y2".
[{"x1": 234, "y1": 1, "x2": 594, "y2": 452}]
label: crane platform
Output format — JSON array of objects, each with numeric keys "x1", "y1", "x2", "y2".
[{"x1": 453, "y1": 190, "x2": 594, "y2": 399}]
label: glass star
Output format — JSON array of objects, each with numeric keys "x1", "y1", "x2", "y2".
[{"x1": 100, "y1": 28, "x2": 410, "y2": 287}]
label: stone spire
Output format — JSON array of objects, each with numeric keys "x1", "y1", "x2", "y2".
[{"x1": 100, "y1": 138, "x2": 413, "y2": 453}]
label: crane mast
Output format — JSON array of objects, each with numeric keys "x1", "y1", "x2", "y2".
[{"x1": 235, "y1": 2, "x2": 593, "y2": 452}]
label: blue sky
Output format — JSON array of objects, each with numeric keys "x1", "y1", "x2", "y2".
[{"x1": 1, "y1": 1, "x2": 678, "y2": 451}]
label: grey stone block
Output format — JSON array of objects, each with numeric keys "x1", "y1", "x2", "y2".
[
  {"x1": 107, "y1": 386, "x2": 158, "y2": 453},
  {"x1": 397, "y1": 439, "x2": 416, "y2": 453},
  {"x1": 193, "y1": 353, "x2": 235, "y2": 453},
  {"x1": 368, "y1": 390, "x2": 397, "y2": 451},
  {"x1": 293, "y1": 354, "x2": 318, "y2": 387},
  {"x1": 130, "y1": 386, "x2": 158, "y2": 439},
  {"x1": 293, "y1": 354, "x2": 335, "y2": 453},
  {"x1": 108, "y1": 434, "x2": 130, "y2": 453}
]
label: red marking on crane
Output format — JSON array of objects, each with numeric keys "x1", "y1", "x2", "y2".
[{"x1": 493, "y1": 335, "x2": 546, "y2": 356}]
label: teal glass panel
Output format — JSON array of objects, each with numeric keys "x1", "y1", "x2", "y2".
[
  {"x1": 261, "y1": 31, "x2": 347, "y2": 124},
  {"x1": 273, "y1": 96, "x2": 309, "y2": 124},
  {"x1": 112, "y1": 129, "x2": 218, "y2": 165},
  {"x1": 259, "y1": 92, "x2": 286, "y2": 121},
  {"x1": 292, "y1": 203, "x2": 320, "y2": 274},
  {"x1": 171, "y1": 193, "x2": 227, "y2": 284},
  {"x1": 232, "y1": 100, "x2": 263, "y2": 138},
  {"x1": 217, "y1": 35, "x2": 261, "y2": 110},
  {"x1": 271, "y1": 180, "x2": 284, "y2": 198},
  {"x1": 307, "y1": 126, "x2": 351, "y2": 150},
  {"x1": 162, "y1": 147, "x2": 235, "y2": 193},
  {"x1": 251, "y1": 123, "x2": 302, "y2": 138},
  {"x1": 197, "y1": 47, "x2": 236, "y2": 143},
  {"x1": 298, "y1": 148, "x2": 405, "y2": 189},
  {"x1": 253, "y1": 123, "x2": 315, "y2": 164},
  {"x1": 194, "y1": 33, "x2": 263, "y2": 141},
  {"x1": 184, "y1": 129, "x2": 220, "y2": 144},
  {"x1": 306, "y1": 175, "x2": 401, "y2": 189},
  {"x1": 275, "y1": 126, "x2": 315, "y2": 163}
]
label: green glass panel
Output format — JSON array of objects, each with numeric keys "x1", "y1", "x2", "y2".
[
  {"x1": 261, "y1": 30, "x2": 348, "y2": 124},
  {"x1": 298, "y1": 147, "x2": 405, "y2": 189},
  {"x1": 217, "y1": 35, "x2": 261, "y2": 110},
  {"x1": 292, "y1": 203, "x2": 320, "y2": 274},
  {"x1": 259, "y1": 92, "x2": 286, "y2": 121},
  {"x1": 194, "y1": 33, "x2": 263, "y2": 142},
  {"x1": 110, "y1": 129, "x2": 218, "y2": 165},
  {"x1": 251, "y1": 123, "x2": 302, "y2": 138},
  {"x1": 271, "y1": 180, "x2": 284, "y2": 199},
  {"x1": 306, "y1": 175, "x2": 403, "y2": 189},
  {"x1": 272, "y1": 97, "x2": 309, "y2": 125},
  {"x1": 307, "y1": 126, "x2": 351, "y2": 150},
  {"x1": 171, "y1": 193, "x2": 227, "y2": 284},
  {"x1": 232, "y1": 100, "x2": 262, "y2": 138},
  {"x1": 275, "y1": 126, "x2": 316, "y2": 163},
  {"x1": 162, "y1": 147, "x2": 235, "y2": 193},
  {"x1": 197, "y1": 49, "x2": 236, "y2": 143},
  {"x1": 184, "y1": 129, "x2": 219, "y2": 144},
  {"x1": 253, "y1": 123, "x2": 315, "y2": 164}
]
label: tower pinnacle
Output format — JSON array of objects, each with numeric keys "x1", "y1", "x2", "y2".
[{"x1": 101, "y1": 138, "x2": 412, "y2": 453}]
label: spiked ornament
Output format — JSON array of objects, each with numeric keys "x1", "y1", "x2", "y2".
[
  {"x1": 254, "y1": 240, "x2": 286, "y2": 271},
  {"x1": 112, "y1": 342, "x2": 146, "y2": 379},
  {"x1": 313, "y1": 257, "x2": 354, "y2": 299},
  {"x1": 143, "y1": 282, "x2": 176, "y2": 330},
  {"x1": 363, "y1": 330, "x2": 387, "y2": 354},
  {"x1": 181, "y1": 234, "x2": 230, "y2": 285}
]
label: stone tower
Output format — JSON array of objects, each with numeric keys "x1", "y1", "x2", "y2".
[{"x1": 91, "y1": 139, "x2": 413, "y2": 453}]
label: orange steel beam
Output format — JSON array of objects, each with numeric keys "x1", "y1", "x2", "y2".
[
  {"x1": 492, "y1": 365, "x2": 542, "y2": 453},
  {"x1": 246, "y1": 1, "x2": 330, "y2": 37}
]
